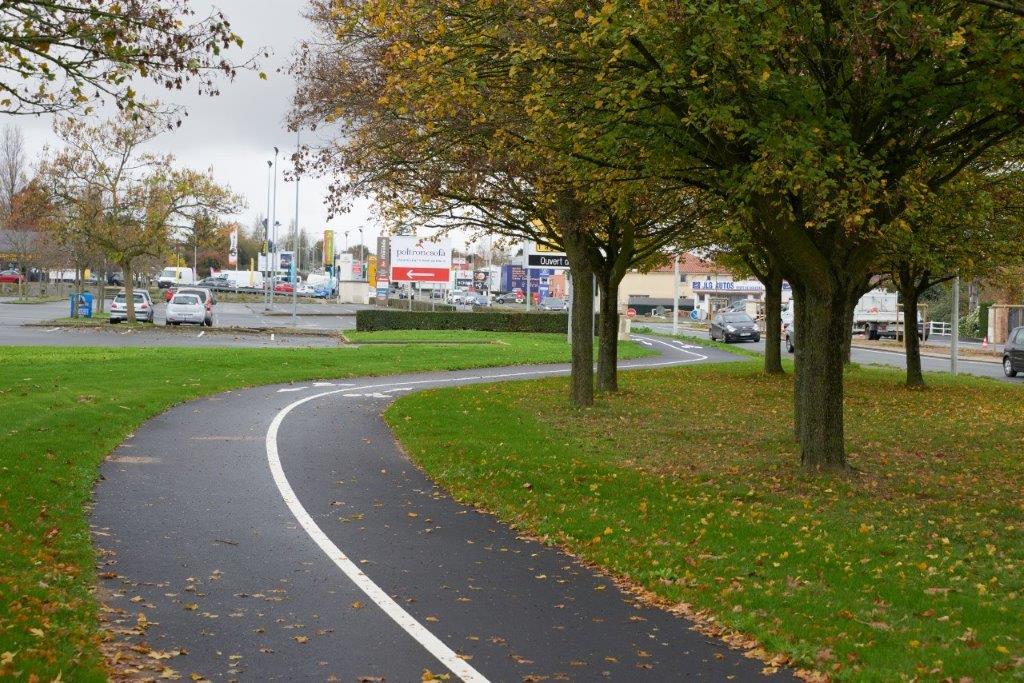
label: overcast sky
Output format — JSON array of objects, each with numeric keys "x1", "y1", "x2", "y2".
[{"x1": 11, "y1": 0, "x2": 393, "y2": 251}]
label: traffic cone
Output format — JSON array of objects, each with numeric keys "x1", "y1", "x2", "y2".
[{"x1": 982, "y1": 337, "x2": 989, "y2": 349}]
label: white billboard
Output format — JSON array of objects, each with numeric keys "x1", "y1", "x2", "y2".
[{"x1": 390, "y1": 236, "x2": 453, "y2": 283}]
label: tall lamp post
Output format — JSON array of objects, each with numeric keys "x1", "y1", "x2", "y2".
[
  {"x1": 269, "y1": 146, "x2": 280, "y2": 309},
  {"x1": 292, "y1": 130, "x2": 300, "y2": 323},
  {"x1": 264, "y1": 158, "x2": 273, "y2": 310}
]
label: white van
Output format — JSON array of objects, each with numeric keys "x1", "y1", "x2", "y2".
[{"x1": 157, "y1": 267, "x2": 196, "y2": 288}]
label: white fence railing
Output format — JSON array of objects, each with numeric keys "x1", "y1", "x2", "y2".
[{"x1": 928, "y1": 321, "x2": 952, "y2": 336}]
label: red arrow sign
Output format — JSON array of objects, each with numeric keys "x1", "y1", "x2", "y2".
[{"x1": 390, "y1": 266, "x2": 450, "y2": 283}]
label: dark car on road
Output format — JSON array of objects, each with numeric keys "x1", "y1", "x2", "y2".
[
  {"x1": 1003, "y1": 326, "x2": 1024, "y2": 378},
  {"x1": 197, "y1": 274, "x2": 231, "y2": 290},
  {"x1": 710, "y1": 312, "x2": 761, "y2": 343}
]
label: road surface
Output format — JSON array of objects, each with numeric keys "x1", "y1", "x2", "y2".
[
  {"x1": 92, "y1": 337, "x2": 790, "y2": 682},
  {"x1": 0, "y1": 299, "x2": 361, "y2": 347},
  {"x1": 640, "y1": 322, "x2": 1017, "y2": 383}
]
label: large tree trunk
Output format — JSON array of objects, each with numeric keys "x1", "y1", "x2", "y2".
[
  {"x1": 596, "y1": 270, "x2": 620, "y2": 392},
  {"x1": 794, "y1": 286, "x2": 848, "y2": 470},
  {"x1": 562, "y1": 229, "x2": 595, "y2": 407},
  {"x1": 763, "y1": 272, "x2": 784, "y2": 375},
  {"x1": 122, "y1": 262, "x2": 137, "y2": 323},
  {"x1": 900, "y1": 276, "x2": 924, "y2": 387}
]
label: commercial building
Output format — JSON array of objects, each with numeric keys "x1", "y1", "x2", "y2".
[{"x1": 619, "y1": 253, "x2": 792, "y2": 317}]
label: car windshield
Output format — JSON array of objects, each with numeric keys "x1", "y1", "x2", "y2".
[
  {"x1": 113, "y1": 293, "x2": 146, "y2": 304},
  {"x1": 723, "y1": 313, "x2": 754, "y2": 324},
  {"x1": 172, "y1": 294, "x2": 199, "y2": 305},
  {"x1": 543, "y1": 298, "x2": 562, "y2": 304},
  {"x1": 160, "y1": 268, "x2": 178, "y2": 278},
  {"x1": 179, "y1": 289, "x2": 207, "y2": 301}
]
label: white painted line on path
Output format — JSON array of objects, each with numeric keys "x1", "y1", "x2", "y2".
[{"x1": 265, "y1": 337, "x2": 708, "y2": 682}]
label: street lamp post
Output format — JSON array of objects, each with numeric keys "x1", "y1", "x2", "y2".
[
  {"x1": 264, "y1": 159, "x2": 273, "y2": 310},
  {"x1": 672, "y1": 254, "x2": 680, "y2": 336},
  {"x1": 269, "y1": 147, "x2": 280, "y2": 309},
  {"x1": 292, "y1": 130, "x2": 300, "y2": 323}
]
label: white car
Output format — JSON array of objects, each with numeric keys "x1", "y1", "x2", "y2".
[
  {"x1": 109, "y1": 290, "x2": 154, "y2": 323},
  {"x1": 447, "y1": 290, "x2": 469, "y2": 305},
  {"x1": 165, "y1": 293, "x2": 207, "y2": 326},
  {"x1": 296, "y1": 282, "x2": 316, "y2": 297}
]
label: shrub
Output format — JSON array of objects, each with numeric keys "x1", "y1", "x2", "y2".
[
  {"x1": 382, "y1": 297, "x2": 455, "y2": 312},
  {"x1": 357, "y1": 309, "x2": 568, "y2": 333}
]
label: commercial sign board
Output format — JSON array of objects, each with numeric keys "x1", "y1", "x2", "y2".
[
  {"x1": 376, "y1": 235, "x2": 390, "y2": 278},
  {"x1": 390, "y1": 236, "x2": 452, "y2": 283},
  {"x1": 526, "y1": 241, "x2": 570, "y2": 269},
  {"x1": 367, "y1": 255, "x2": 378, "y2": 287},
  {"x1": 527, "y1": 253, "x2": 570, "y2": 268},
  {"x1": 228, "y1": 227, "x2": 238, "y2": 267},
  {"x1": 323, "y1": 230, "x2": 335, "y2": 266},
  {"x1": 692, "y1": 279, "x2": 765, "y2": 293}
]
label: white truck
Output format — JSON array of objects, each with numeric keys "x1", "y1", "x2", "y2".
[
  {"x1": 157, "y1": 266, "x2": 196, "y2": 288},
  {"x1": 853, "y1": 288, "x2": 927, "y2": 341},
  {"x1": 782, "y1": 288, "x2": 927, "y2": 348},
  {"x1": 210, "y1": 269, "x2": 264, "y2": 289}
]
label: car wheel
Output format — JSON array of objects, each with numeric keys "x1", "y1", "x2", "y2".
[
  {"x1": 165, "y1": 320, "x2": 170, "y2": 326},
  {"x1": 753, "y1": 335, "x2": 761, "y2": 343},
  {"x1": 787, "y1": 338, "x2": 794, "y2": 353},
  {"x1": 1005, "y1": 357, "x2": 1018, "y2": 378},
  {"x1": 109, "y1": 319, "x2": 117, "y2": 325}
]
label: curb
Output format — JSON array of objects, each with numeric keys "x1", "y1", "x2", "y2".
[{"x1": 25, "y1": 321, "x2": 342, "y2": 339}]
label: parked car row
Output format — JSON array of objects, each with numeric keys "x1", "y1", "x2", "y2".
[{"x1": 107, "y1": 286, "x2": 215, "y2": 327}]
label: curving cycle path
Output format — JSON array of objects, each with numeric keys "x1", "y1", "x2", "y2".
[{"x1": 93, "y1": 336, "x2": 792, "y2": 682}]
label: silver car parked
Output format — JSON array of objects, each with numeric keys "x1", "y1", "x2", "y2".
[
  {"x1": 109, "y1": 290, "x2": 154, "y2": 323},
  {"x1": 165, "y1": 293, "x2": 207, "y2": 326}
]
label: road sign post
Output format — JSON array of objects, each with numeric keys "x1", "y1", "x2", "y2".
[{"x1": 672, "y1": 255, "x2": 680, "y2": 336}]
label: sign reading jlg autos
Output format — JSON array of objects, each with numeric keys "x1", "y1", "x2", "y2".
[{"x1": 390, "y1": 236, "x2": 452, "y2": 283}]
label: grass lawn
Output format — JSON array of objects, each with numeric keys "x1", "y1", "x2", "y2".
[
  {"x1": 388, "y1": 359, "x2": 1024, "y2": 680},
  {"x1": 0, "y1": 332, "x2": 651, "y2": 680}
]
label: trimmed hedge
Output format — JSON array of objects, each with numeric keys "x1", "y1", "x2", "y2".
[
  {"x1": 382, "y1": 297, "x2": 456, "y2": 312},
  {"x1": 357, "y1": 309, "x2": 569, "y2": 333}
]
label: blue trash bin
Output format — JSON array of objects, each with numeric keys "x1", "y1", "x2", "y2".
[{"x1": 69, "y1": 292, "x2": 93, "y2": 318}]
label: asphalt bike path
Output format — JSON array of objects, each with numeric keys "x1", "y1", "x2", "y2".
[{"x1": 93, "y1": 336, "x2": 792, "y2": 682}]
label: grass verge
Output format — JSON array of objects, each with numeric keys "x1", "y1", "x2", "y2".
[
  {"x1": 0, "y1": 332, "x2": 651, "y2": 680},
  {"x1": 388, "y1": 360, "x2": 1024, "y2": 680}
]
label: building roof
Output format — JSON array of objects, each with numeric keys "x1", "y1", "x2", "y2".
[{"x1": 646, "y1": 252, "x2": 727, "y2": 276}]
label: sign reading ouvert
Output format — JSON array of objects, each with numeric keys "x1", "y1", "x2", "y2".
[{"x1": 526, "y1": 241, "x2": 570, "y2": 269}]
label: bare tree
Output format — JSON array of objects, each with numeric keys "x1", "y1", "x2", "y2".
[
  {"x1": 0, "y1": 124, "x2": 32, "y2": 296},
  {"x1": 41, "y1": 109, "x2": 244, "y2": 321}
]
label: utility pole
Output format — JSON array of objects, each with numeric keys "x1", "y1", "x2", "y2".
[
  {"x1": 264, "y1": 159, "x2": 272, "y2": 310},
  {"x1": 292, "y1": 131, "x2": 300, "y2": 324},
  {"x1": 566, "y1": 272, "x2": 573, "y2": 345},
  {"x1": 951, "y1": 276, "x2": 960, "y2": 376},
  {"x1": 672, "y1": 254, "x2": 680, "y2": 336},
  {"x1": 270, "y1": 146, "x2": 280, "y2": 309}
]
